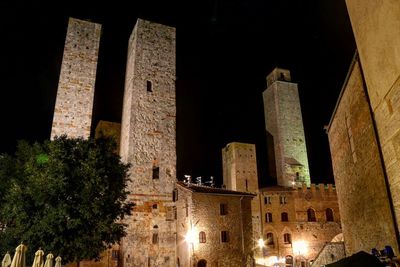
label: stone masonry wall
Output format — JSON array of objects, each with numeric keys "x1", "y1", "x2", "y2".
[
  {"x1": 310, "y1": 242, "x2": 346, "y2": 267},
  {"x1": 120, "y1": 19, "x2": 176, "y2": 267},
  {"x1": 260, "y1": 185, "x2": 342, "y2": 264},
  {"x1": 221, "y1": 142, "x2": 262, "y2": 259},
  {"x1": 176, "y1": 185, "x2": 254, "y2": 267},
  {"x1": 51, "y1": 18, "x2": 101, "y2": 139},
  {"x1": 263, "y1": 68, "x2": 310, "y2": 187},
  {"x1": 345, "y1": 0, "x2": 400, "y2": 247},
  {"x1": 327, "y1": 59, "x2": 398, "y2": 254}
]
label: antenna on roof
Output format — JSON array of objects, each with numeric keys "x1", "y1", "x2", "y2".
[
  {"x1": 196, "y1": 176, "x2": 202, "y2": 186},
  {"x1": 184, "y1": 175, "x2": 191, "y2": 185}
]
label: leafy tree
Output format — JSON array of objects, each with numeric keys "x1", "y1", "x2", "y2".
[{"x1": 0, "y1": 136, "x2": 133, "y2": 263}]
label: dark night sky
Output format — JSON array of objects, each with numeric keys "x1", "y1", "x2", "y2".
[{"x1": 0, "y1": 1, "x2": 356, "y2": 187}]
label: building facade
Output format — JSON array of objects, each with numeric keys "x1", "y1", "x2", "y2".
[
  {"x1": 326, "y1": 54, "x2": 399, "y2": 254},
  {"x1": 51, "y1": 18, "x2": 101, "y2": 139},
  {"x1": 51, "y1": 17, "x2": 343, "y2": 267},
  {"x1": 119, "y1": 19, "x2": 177, "y2": 267},
  {"x1": 176, "y1": 182, "x2": 255, "y2": 267},
  {"x1": 259, "y1": 185, "x2": 341, "y2": 267},
  {"x1": 263, "y1": 68, "x2": 310, "y2": 187},
  {"x1": 326, "y1": 0, "x2": 400, "y2": 255}
]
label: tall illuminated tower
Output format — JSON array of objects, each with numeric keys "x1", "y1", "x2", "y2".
[
  {"x1": 263, "y1": 68, "x2": 311, "y2": 187},
  {"x1": 51, "y1": 18, "x2": 101, "y2": 139},
  {"x1": 120, "y1": 19, "x2": 177, "y2": 267}
]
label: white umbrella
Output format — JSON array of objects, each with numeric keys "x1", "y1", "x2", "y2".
[
  {"x1": 43, "y1": 254, "x2": 53, "y2": 267},
  {"x1": 10, "y1": 244, "x2": 27, "y2": 267},
  {"x1": 31, "y1": 249, "x2": 44, "y2": 267},
  {"x1": 1, "y1": 252, "x2": 11, "y2": 267},
  {"x1": 54, "y1": 257, "x2": 61, "y2": 267}
]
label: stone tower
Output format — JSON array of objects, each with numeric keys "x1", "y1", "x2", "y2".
[
  {"x1": 222, "y1": 142, "x2": 258, "y2": 192},
  {"x1": 51, "y1": 18, "x2": 101, "y2": 139},
  {"x1": 120, "y1": 19, "x2": 176, "y2": 267},
  {"x1": 263, "y1": 68, "x2": 310, "y2": 187},
  {"x1": 222, "y1": 142, "x2": 262, "y2": 255}
]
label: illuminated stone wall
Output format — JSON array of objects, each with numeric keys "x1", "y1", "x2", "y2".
[
  {"x1": 345, "y1": 0, "x2": 400, "y2": 251},
  {"x1": 221, "y1": 142, "x2": 262, "y2": 258},
  {"x1": 259, "y1": 184, "x2": 342, "y2": 265},
  {"x1": 263, "y1": 68, "x2": 310, "y2": 187},
  {"x1": 119, "y1": 19, "x2": 177, "y2": 267},
  {"x1": 51, "y1": 18, "x2": 101, "y2": 139},
  {"x1": 327, "y1": 57, "x2": 398, "y2": 254},
  {"x1": 176, "y1": 183, "x2": 254, "y2": 267}
]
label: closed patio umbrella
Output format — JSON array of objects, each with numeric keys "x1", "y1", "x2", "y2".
[
  {"x1": 2, "y1": 252, "x2": 11, "y2": 267},
  {"x1": 10, "y1": 244, "x2": 27, "y2": 267},
  {"x1": 31, "y1": 249, "x2": 44, "y2": 267},
  {"x1": 54, "y1": 257, "x2": 61, "y2": 267},
  {"x1": 43, "y1": 254, "x2": 54, "y2": 267}
]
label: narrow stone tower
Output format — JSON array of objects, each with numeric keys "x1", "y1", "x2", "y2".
[
  {"x1": 263, "y1": 68, "x2": 310, "y2": 187},
  {"x1": 222, "y1": 142, "x2": 261, "y2": 254},
  {"x1": 51, "y1": 18, "x2": 101, "y2": 139},
  {"x1": 120, "y1": 19, "x2": 176, "y2": 267}
]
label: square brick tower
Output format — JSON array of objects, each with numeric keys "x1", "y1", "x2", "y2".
[
  {"x1": 51, "y1": 18, "x2": 101, "y2": 139},
  {"x1": 263, "y1": 68, "x2": 311, "y2": 187},
  {"x1": 222, "y1": 142, "x2": 262, "y2": 256},
  {"x1": 120, "y1": 19, "x2": 176, "y2": 267}
]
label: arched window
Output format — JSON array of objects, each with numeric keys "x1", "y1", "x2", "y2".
[
  {"x1": 152, "y1": 233, "x2": 158, "y2": 244},
  {"x1": 285, "y1": 255, "x2": 293, "y2": 267},
  {"x1": 266, "y1": 232, "x2": 274, "y2": 246},
  {"x1": 326, "y1": 208, "x2": 334, "y2": 222},
  {"x1": 307, "y1": 208, "x2": 316, "y2": 222},
  {"x1": 152, "y1": 225, "x2": 159, "y2": 244},
  {"x1": 199, "y1": 231, "x2": 206, "y2": 243},
  {"x1": 281, "y1": 212, "x2": 289, "y2": 222},
  {"x1": 283, "y1": 233, "x2": 292, "y2": 244},
  {"x1": 266, "y1": 212, "x2": 272, "y2": 223}
]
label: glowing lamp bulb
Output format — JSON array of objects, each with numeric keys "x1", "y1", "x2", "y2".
[
  {"x1": 185, "y1": 230, "x2": 196, "y2": 244},
  {"x1": 257, "y1": 238, "x2": 265, "y2": 248}
]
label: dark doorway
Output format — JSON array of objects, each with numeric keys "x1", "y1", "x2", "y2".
[{"x1": 197, "y1": 259, "x2": 207, "y2": 267}]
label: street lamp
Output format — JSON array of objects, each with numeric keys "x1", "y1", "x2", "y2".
[
  {"x1": 257, "y1": 238, "x2": 266, "y2": 266},
  {"x1": 292, "y1": 240, "x2": 308, "y2": 267},
  {"x1": 185, "y1": 229, "x2": 196, "y2": 267}
]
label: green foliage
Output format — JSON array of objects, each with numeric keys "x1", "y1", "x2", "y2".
[{"x1": 0, "y1": 136, "x2": 134, "y2": 263}]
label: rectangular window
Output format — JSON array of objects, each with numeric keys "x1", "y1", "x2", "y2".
[
  {"x1": 279, "y1": 195, "x2": 287, "y2": 204},
  {"x1": 173, "y1": 188, "x2": 178, "y2": 202},
  {"x1": 220, "y1": 203, "x2": 228, "y2": 215},
  {"x1": 266, "y1": 212, "x2": 273, "y2": 223},
  {"x1": 221, "y1": 231, "x2": 229, "y2": 242},
  {"x1": 152, "y1": 166, "x2": 159, "y2": 179},
  {"x1": 147, "y1": 80, "x2": 153, "y2": 92},
  {"x1": 264, "y1": 196, "x2": 271, "y2": 204},
  {"x1": 245, "y1": 179, "x2": 248, "y2": 191},
  {"x1": 166, "y1": 206, "x2": 174, "y2": 221}
]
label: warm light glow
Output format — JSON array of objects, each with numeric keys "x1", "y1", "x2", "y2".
[
  {"x1": 293, "y1": 240, "x2": 308, "y2": 255},
  {"x1": 257, "y1": 238, "x2": 265, "y2": 248},
  {"x1": 185, "y1": 229, "x2": 196, "y2": 244},
  {"x1": 255, "y1": 256, "x2": 285, "y2": 266}
]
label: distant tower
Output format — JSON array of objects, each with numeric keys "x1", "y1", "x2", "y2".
[
  {"x1": 263, "y1": 68, "x2": 310, "y2": 187},
  {"x1": 222, "y1": 142, "x2": 258, "y2": 192},
  {"x1": 120, "y1": 19, "x2": 176, "y2": 267},
  {"x1": 222, "y1": 142, "x2": 262, "y2": 251},
  {"x1": 51, "y1": 18, "x2": 101, "y2": 139}
]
